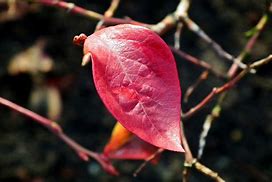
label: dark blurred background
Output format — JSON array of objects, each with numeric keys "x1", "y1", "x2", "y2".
[{"x1": 0, "y1": 0, "x2": 271, "y2": 181}]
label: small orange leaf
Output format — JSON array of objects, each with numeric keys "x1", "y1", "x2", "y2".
[
  {"x1": 106, "y1": 136, "x2": 159, "y2": 162},
  {"x1": 104, "y1": 122, "x2": 160, "y2": 162},
  {"x1": 104, "y1": 122, "x2": 133, "y2": 155}
]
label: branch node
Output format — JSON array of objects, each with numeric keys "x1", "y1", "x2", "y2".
[
  {"x1": 50, "y1": 122, "x2": 62, "y2": 133},
  {"x1": 184, "y1": 158, "x2": 197, "y2": 167}
]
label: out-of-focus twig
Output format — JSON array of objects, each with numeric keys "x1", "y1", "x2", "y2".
[
  {"x1": 174, "y1": 22, "x2": 183, "y2": 49},
  {"x1": 0, "y1": 96, "x2": 119, "y2": 175},
  {"x1": 96, "y1": 0, "x2": 121, "y2": 31},
  {"x1": 104, "y1": 0, "x2": 120, "y2": 18}
]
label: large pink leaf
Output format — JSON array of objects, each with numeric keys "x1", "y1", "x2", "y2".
[{"x1": 83, "y1": 24, "x2": 184, "y2": 152}]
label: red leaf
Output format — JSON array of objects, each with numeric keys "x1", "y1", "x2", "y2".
[{"x1": 83, "y1": 24, "x2": 184, "y2": 152}]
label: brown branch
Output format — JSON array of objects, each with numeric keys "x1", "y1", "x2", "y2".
[
  {"x1": 181, "y1": 121, "x2": 225, "y2": 182},
  {"x1": 181, "y1": 121, "x2": 194, "y2": 182},
  {"x1": 0, "y1": 96, "x2": 118, "y2": 175},
  {"x1": 170, "y1": 47, "x2": 226, "y2": 78},
  {"x1": 104, "y1": 0, "x2": 120, "y2": 18},
  {"x1": 194, "y1": 161, "x2": 225, "y2": 182},
  {"x1": 32, "y1": 0, "x2": 103, "y2": 20},
  {"x1": 174, "y1": 22, "x2": 183, "y2": 49},
  {"x1": 133, "y1": 148, "x2": 164, "y2": 177},
  {"x1": 182, "y1": 17, "x2": 235, "y2": 63},
  {"x1": 197, "y1": 97, "x2": 223, "y2": 159},
  {"x1": 182, "y1": 54, "x2": 272, "y2": 119},
  {"x1": 150, "y1": 0, "x2": 191, "y2": 34},
  {"x1": 196, "y1": 11, "x2": 270, "y2": 160},
  {"x1": 228, "y1": 14, "x2": 268, "y2": 77},
  {"x1": 184, "y1": 71, "x2": 209, "y2": 103},
  {"x1": 95, "y1": 0, "x2": 121, "y2": 31},
  {"x1": 29, "y1": 0, "x2": 147, "y2": 27}
]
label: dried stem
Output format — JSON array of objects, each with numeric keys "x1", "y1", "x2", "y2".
[
  {"x1": 194, "y1": 161, "x2": 225, "y2": 182},
  {"x1": 0, "y1": 96, "x2": 118, "y2": 175},
  {"x1": 181, "y1": 122, "x2": 193, "y2": 182}
]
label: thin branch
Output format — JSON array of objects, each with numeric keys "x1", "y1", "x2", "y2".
[
  {"x1": 181, "y1": 120, "x2": 225, "y2": 182},
  {"x1": 174, "y1": 22, "x2": 183, "y2": 49},
  {"x1": 228, "y1": 14, "x2": 268, "y2": 77},
  {"x1": 181, "y1": 16, "x2": 242, "y2": 66},
  {"x1": 32, "y1": 0, "x2": 103, "y2": 20},
  {"x1": 133, "y1": 148, "x2": 164, "y2": 177},
  {"x1": 104, "y1": 0, "x2": 120, "y2": 18},
  {"x1": 150, "y1": 0, "x2": 191, "y2": 34},
  {"x1": 184, "y1": 71, "x2": 209, "y2": 103},
  {"x1": 0, "y1": 96, "x2": 118, "y2": 175},
  {"x1": 170, "y1": 47, "x2": 226, "y2": 78},
  {"x1": 194, "y1": 161, "x2": 225, "y2": 182},
  {"x1": 196, "y1": 11, "x2": 270, "y2": 160},
  {"x1": 96, "y1": 0, "x2": 121, "y2": 31},
  {"x1": 29, "y1": 0, "x2": 147, "y2": 27},
  {"x1": 180, "y1": 122, "x2": 193, "y2": 182},
  {"x1": 197, "y1": 96, "x2": 224, "y2": 159},
  {"x1": 182, "y1": 54, "x2": 272, "y2": 119}
]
